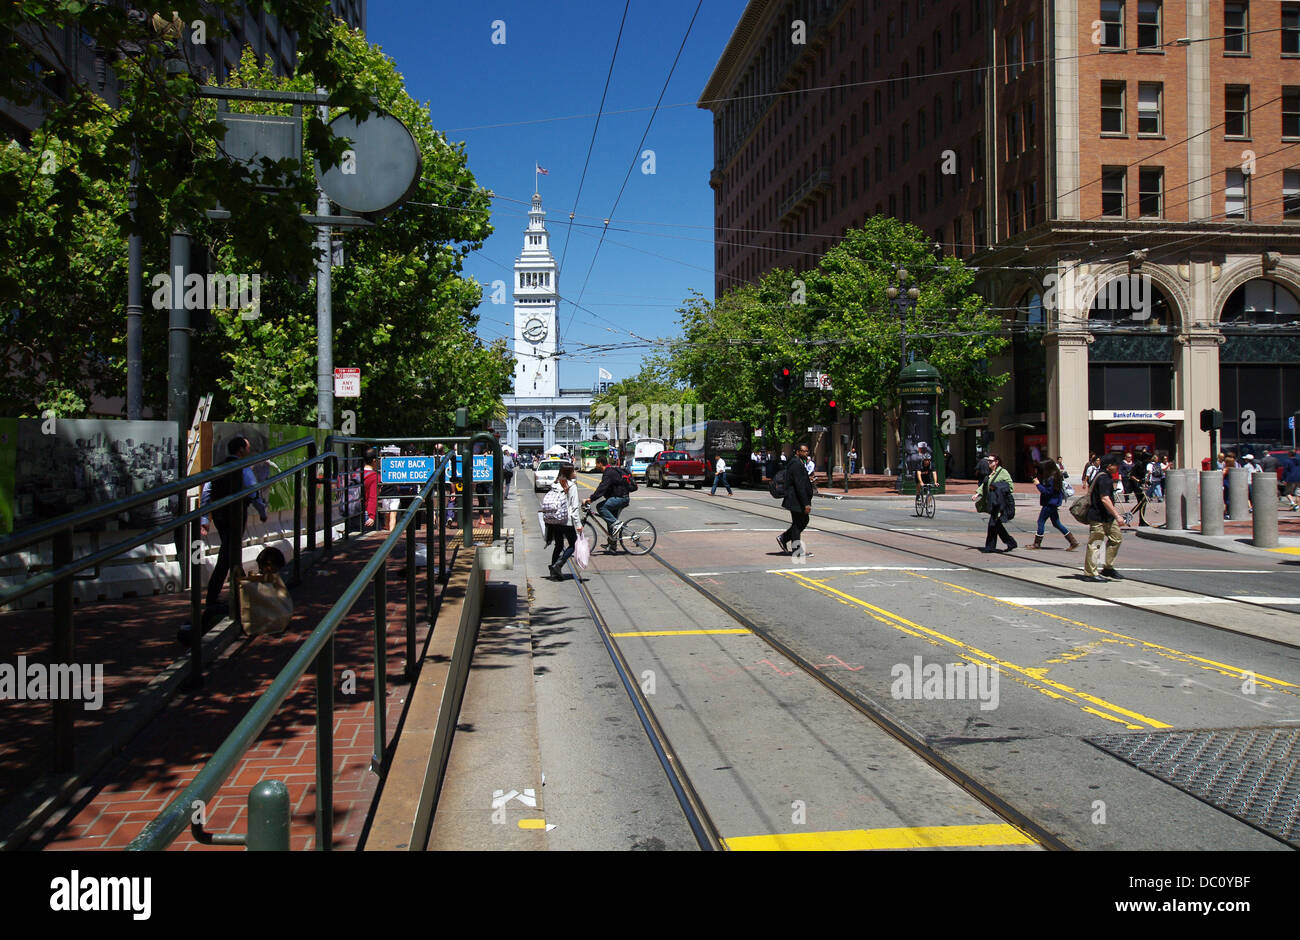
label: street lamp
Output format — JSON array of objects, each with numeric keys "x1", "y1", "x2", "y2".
[{"x1": 884, "y1": 267, "x2": 921, "y2": 364}]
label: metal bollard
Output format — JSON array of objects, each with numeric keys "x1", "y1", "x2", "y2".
[
  {"x1": 1226, "y1": 467, "x2": 1251, "y2": 521},
  {"x1": 1200, "y1": 471, "x2": 1225, "y2": 535},
  {"x1": 246, "y1": 780, "x2": 290, "y2": 851},
  {"x1": 1252, "y1": 471, "x2": 1280, "y2": 548},
  {"x1": 1166, "y1": 470, "x2": 1185, "y2": 529},
  {"x1": 1181, "y1": 469, "x2": 1200, "y2": 528}
]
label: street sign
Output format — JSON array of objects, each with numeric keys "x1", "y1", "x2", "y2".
[
  {"x1": 819, "y1": 374, "x2": 833, "y2": 391},
  {"x1": 1289, "y1": 416, "x2": 1295, "y2": 431},
  {"x1": 380, "y1": 454, "x2": 493, "y2": 485},
  {"x1": 803, "y1": 370, "x2": 833, "y2": 390},
  {"x1": 334, "y1": 367, "x2": 360, "y2": 398},
  {"x1": 807, "y1": 425, "x2": 827, "y2": 432}
]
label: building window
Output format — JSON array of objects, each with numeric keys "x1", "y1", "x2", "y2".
[
  {"x1": 933, "y1": 30, "x2": 942, "y2": 67},
  {"x1": 1224, "y1": 2, "x2": 1248, "y2": 54},
  {"x1": 1284, "y1": 87, "x2": 1300, "y2": 138},
  {"x1": 952, "y1": 12, "x2": 961, "y2": 51},
  {"x1": 1023, "y1": 19, "x2": 1036, "y2": 64},
  {"x1": 918, "y1": 109, "x2": 927, "y2": 145},
  {"x1": 954, "y1": 81, "x2": 963, "y2": 120},
  {"x1": 851, "y1": 167, "x2": 858, "y2": 199},
  {"x1": 973, "y1": 205, "x2": 986, "y2": 248},
  {"x1": 1225, "y1": 168, "x2": 1249, "y2": 218},
  {"x1": 1285, "y1": 169, "x2": 1300, "y2": 218},
  {"x1": 888, "y1": 75, "x2": 897, "y2": 111},
  {"x1": 953, "y1": 217, "x2": 963, "y2": 257},
  {"x1": 1007, "y1": 189, "x2": 1022, "y2": 235},
  {"x1": 1101, "y1": 81, "x2": 1126, "y2": 134},
  {"x1": 902, "y1": 185, "x2": 911, "y2": 221},
  {"x1": 935, "y1": 95, "x2": 944, "y2": 134},
  {"x1": 1100, "y1": 0, "x2": 1124, "y2": 49},
  {"x1": 875, "y1": 146, "x2": 883, "y2": 182},
  {"x1": 1025, "y1": 99, "x2": 1037, "y2": 148},
  {"x1": 875, "y1": 90, "x2": 882, "y2": 124},
  {"x1": 1102, "y1": 166, "x2": 1126, "y2": 216},
  {"x1": 1225, "y1": 85, "x2": 1249, "y2": 137},
  {"x1": 936, "y1": 158, "x2": 945, "y2": 199},
  {"x1": 1138, "y1": 82, "x2": 1162, "y2": 135},
  {"x1": 902, "y1": 121, "x2": 911, "y2": 160},
  {"x1": 1007, "y1": 111, "x2": 1020, "y2": 156},
  {"x1": 973, "y1": 134, "x2": 984, "y2": 181},
  {"x1": 1137, "y1": 0, "x2": 1161, "y2": 48},
  {"x1": 1005, "y1": 31, "x2": 1021, "y2": 82},
  {"x1": 1026, "y1": 180, "x2": 1039, "y2": 225},
  {"x1": 1138, "y1": 166, "x2": 1163, "y2": 217},
  {"x1": 919, "y1": 173, "x2": 928, "y2": 213},
  {"x1": 888, "y1": 135, "x2": 896, "y2": 172},
  {"x1": 1284, "y1": 5, "x2": 1300, "y2": 55}
]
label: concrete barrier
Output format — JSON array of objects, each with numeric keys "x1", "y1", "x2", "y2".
[
  {"x1": 1166, "y1": 470, "x2": 1185, "y2": 529},
  {"x1": 1180, "y1": 469, "x2": 1200, "y2": 528},
  {"x1": 1200, "y1": 471, "x2": 1225, "y2": 535},
  {"x1": 1252, "y1": 472, "x2": 1279, "y2": 548},
  {"x1": 1227, "y1": 467, "x2": 1251, "y2": 521}
]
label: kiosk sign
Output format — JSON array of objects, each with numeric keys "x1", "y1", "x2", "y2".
[{"x1": 380, "y1": 455, "x2": 493, "y2": 485}]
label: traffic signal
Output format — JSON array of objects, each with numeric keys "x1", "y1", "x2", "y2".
[
  {"x1": 826, "y1": 397, "x2": 838, "y2": 424},
  {"x1": 1200, "y1": 408, "x2": 1223, "y2": 431},
  {"x1": 772, "y1": 362, "x2": 793, "y2": 395}
]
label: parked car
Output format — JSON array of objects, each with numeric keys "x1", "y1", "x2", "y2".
[
  {"x1": 645, "y1": 450, "x2": 708, "y2": 488},
  {"x1": 534, "y1": 459, "x2": 571, "y2": 492}
]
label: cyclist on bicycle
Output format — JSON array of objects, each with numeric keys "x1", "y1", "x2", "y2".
[
  {"x1": 915, "y1": 450, "x2": 937, "y2": 492},
  {"x1": 583, "y1": 453, "x2": 630, "y2": 551}
]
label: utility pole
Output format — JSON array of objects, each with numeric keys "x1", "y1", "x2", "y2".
[
  {"x1": 315, "y1": 94, "x2": 334, "y2": 432},
  {"x1": 126, "y1": 151, "x2": 144, "y2": 420}
]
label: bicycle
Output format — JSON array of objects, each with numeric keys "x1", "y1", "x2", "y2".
[
  {"x1": 914, "y1": 483, "x2": 936, "y2": 518},
  {"x1": 580, "y1": 504, "x2": 658, "y2": 555}
]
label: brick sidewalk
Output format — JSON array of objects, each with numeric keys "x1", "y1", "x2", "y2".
[{"x1": 9, "y1": 523, "x2": 476, "y2": 851}]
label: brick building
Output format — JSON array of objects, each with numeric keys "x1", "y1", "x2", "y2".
[{"x1": 701, "y1": 0, "x2": 1300, "y2": 478}]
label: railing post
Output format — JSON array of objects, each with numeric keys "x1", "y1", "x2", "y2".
[
  {"x1": 492, "y1": 440, "x2": 502, "y2": 543},
  {"x1": 406, "y1": 522, "x2": 417, "y2": 681},
  {"x1": 313, "y1": 635, "x2": 334, "y2": 850},
  {"x1": 372, "y1": 559, "x2": 387, "y2": 771},
  {"x1": 342, "y1": 442, "x2": 351, "y2": 542},
  {"x1": 461, "y1": 443, "x2": 472, "y2": 547},
  {"x1": 293, "y1": 466, "x2": 303, "y2": 586},
  {"x1": 324, "y1": 453, "x2": 334, "y2": 552},
  {"x1": 184, "y1": 514, "x2": 204, "y2": 691},
  {"x1": 246, "y1": 780, "x2": 290, "y2": 851},
  {"x1": 440, "y1": 458, "x2": 448, "y2": 585},
  {"x1": 306, "y1": 440, "x2": 317, "y2": 554},
  {"x1": 51, "y1": 530, "x2": 75, "y2": 772}
]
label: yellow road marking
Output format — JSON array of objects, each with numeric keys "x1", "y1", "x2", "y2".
[
  {"x1": 724, "y1": 823, "x2": 1036, "y2": 851},
  {"x1": 902, "y1": 571, "x2": 1300, "y2": 694},
  {"x1": 782, "y1": 572, "x2": 1170, "y2": 729},
  {"x1": 517, "y1": 818, "x2": 548, "y2": 830},
  {"x1": 1266, "y1": 546, "x2": 1300, "y2": 556},
  {"x1": 610, "y1": 628, "x2": 753, "y2": 637}
]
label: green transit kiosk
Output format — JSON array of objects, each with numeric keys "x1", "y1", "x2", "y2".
[{"x1": 898, "y1": 360, "x2": 946, "y2": 495}]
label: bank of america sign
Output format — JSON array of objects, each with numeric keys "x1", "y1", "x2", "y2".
[{"x1": 1088, "y1": 410, "x2": 1184, "y2": 421}]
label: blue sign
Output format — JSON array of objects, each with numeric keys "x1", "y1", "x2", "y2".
[
  {"x1": 380, "y1": 455, "x2": 493, "y2": 485},
  {"x1": 1290, "y1": 416, "x2": 1296, "y2": 431}
]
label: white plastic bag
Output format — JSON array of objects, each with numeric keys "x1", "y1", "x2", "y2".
[{"x1": 573, "y1": 531, "x2": 591, "y2": 569}]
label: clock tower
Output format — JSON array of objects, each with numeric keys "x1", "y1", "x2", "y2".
[{"x1": 512, "y1": 192, "x2": 559, "y2": 399}]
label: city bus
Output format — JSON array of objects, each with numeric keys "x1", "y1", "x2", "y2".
[
  {"x1": 577, "y1": 440, "x2": 612, "y2": 472},
  {"x1": 674, "y1": 421, "x2": 751, "y2": 485}
]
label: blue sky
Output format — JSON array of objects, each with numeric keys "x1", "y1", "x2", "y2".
[{"x1": 367, "y1": 1, "x2": 748, "y2": 387}]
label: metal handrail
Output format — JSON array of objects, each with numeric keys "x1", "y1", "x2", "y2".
[{"x1": 127, "y1": 452, "x2": 455, "y2": 852}]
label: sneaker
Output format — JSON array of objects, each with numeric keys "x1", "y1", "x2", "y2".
[
  {"x1": 1004, "y1": 540, "x2": 1017, "y2": 551},
  {"x1": 1101, "y1": 567, "x2": 1124, "y2": 580},
  {"x1": 1082, "y1": 575, "x2": 1108, "y2": 583},
  {"x1": 776, "y1": 535, "x2": 789, "y2": 553}
]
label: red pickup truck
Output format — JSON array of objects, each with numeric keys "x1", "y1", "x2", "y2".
[{"x1": 645, "y1": 450, "x2": 708, "y2": 488}]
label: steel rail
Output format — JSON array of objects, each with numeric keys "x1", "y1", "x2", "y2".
[{"x1": 565, "y1": 556, "x2": 724, "y2": 851}]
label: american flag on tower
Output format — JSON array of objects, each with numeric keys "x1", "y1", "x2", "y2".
[{"x1": 536, "y1": 164, "x2": 549, "y2": 175}]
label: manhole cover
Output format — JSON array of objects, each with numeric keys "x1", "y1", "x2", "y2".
[{"x1": 1086, "y1": 727, "x2": 1300, "y2": 846}]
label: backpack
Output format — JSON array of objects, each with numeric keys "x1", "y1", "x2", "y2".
[
  {"x1": 540, "y1": 486, "x2": 568, "y2": 525},
  {"x1": 769, "y1": 469, "x2": 786, "y2": 499},
  {"x1": 620, "y1": 469, "x2": 638, "y2": 493}
]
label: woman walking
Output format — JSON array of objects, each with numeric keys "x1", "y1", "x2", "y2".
[
  {"x1": 545, "y1": 465, "x2": 582, "y2": 580},
  {"x1": 973, "y1": 453, "x2": 1017, "y2": 552},
  {"x1": 1028, "y1": 459, "x2": 1079, "y2": 550}
]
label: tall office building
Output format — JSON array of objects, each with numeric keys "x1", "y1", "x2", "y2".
[{"x1": 701, "y1": 0, "x2": 1300, "y2": 476}]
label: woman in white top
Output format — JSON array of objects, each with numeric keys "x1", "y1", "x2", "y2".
[{"x1": 546, "y1": 465, "x2": 583, "y2": 580}]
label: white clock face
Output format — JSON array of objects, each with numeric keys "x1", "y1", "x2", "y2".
[{"x1": 522, "y1": 317, "x2": 548, "y2": 344}]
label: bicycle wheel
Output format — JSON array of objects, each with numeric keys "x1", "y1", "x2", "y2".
[
  {"x1": 581, "y1": 519, "x2": 599, "y2": 554},
  {"x1": 618, "y1": 517, "x2": 657, "y2": 555},
  {"x1": 1138, "y1": 495, "x2": 1165, "y2": 528},
  {"x1": 924, "y1": 492, "x2": 936, "y2": 518},
  {"x1": 914, "y1": 493, "x2": 924, "y2": 517}
]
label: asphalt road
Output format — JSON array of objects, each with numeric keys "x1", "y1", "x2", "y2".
[{"x1": 547, "y1": 474, "x2": 1300, "y2": 850}]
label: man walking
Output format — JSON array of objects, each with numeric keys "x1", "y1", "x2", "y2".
[
  {"x1": 711, "y1": 455, "x2": 733, "y2": 496},
  {"x1": 1083, "y1": 453, "x2": 1125, "y2": 583},
  {"x1": 777, "y1": 442, "x2": 815, "y2": 556}
]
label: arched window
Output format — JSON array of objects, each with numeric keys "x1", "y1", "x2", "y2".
[
  {"x1": 1221, "y1": 279, "x2": 1300, "y2": 326},
  {"x1": 517, "y1": 417, "x2": 544, "y2": 442},
  {"x1": 554, "y1": 417, "x2": 582, "y2": 443}
]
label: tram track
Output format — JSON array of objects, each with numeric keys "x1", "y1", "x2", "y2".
[{"x1": 565, "y1": 538, "x2": 1064, "y2": 851}]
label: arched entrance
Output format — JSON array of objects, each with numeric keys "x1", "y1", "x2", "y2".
[
  {"x1": 1219, "y1": 278, "x2": 1300, "y2": 453},
  {"x1": 517, "y1": 416, "x2": 544, "y2": 456}
]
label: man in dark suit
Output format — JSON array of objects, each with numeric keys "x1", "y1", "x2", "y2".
[{"x1": 777, "y1": 442, "x2": 816, "y2": 556}]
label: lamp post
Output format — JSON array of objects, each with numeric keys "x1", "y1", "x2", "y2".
[
  {"x1": 885, "y1": 269, "x2": 920, "y2": 488},
  {"x1": 884, "y1": 267, "x2": 920, "y2": 364}
]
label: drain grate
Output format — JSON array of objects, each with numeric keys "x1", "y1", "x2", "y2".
[{"x1": 1086, "y1": 727, "x2": 1300, "y2": 846}]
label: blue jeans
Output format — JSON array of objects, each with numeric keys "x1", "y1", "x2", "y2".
[
  {"x1": 598, "y1": 496, "x2": 628, "y2": 534},
  {"x1": 849, "y1": 459, "x2": 856, "y2": 475},
  {"x1": 711, "y1": 470, "x2": 732, "y2": 495},
  {"x1": 1036, "y1": 505, "x2": 1070, "y2": 537}
]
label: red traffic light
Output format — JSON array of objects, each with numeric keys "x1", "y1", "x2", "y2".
[
  {"x1": 782, "y1": 367, "x2": 791, "y2": 376},
  {"x1": 828, "y1": 400, "x2": 836, "y2": 408}
]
